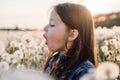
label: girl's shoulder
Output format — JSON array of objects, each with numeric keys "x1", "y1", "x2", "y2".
[
  {"x1": 48, "y1": 52, "x2": 59, "y2": 65},
  {"x1": 67, "y1": 60, "x2": 94, "y2": 80}
]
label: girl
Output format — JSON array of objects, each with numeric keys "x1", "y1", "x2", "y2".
[{"x1": 43, "y1": 2, "x2": 97, "y2": 80}]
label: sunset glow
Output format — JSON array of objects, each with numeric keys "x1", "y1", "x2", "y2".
[
  {"x1": 84, "y1": 0, "x2": 109, "y2": 15},
  {"x1": 0, "y1": 0, "x2": 120, "y2": 29}
]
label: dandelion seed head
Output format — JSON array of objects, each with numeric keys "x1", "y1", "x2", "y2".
[
  {"x1": 1, "y1": 52, "x2": 9, "y2": 60},
  {"x1": 10, "y1": 40, "x2": 18, "y2": 47},
  {"x1": 109, "y1": 39, "x2": 117, "y2": 46},
  {"x1": 0, "y1": 61, "x2": 9, "y2": 73},
  {"x1": 101, "y1": 45, "x2": 108, "y2": 53},
  {"x1": 6, "y1": 54, "x2": 15, "y2": 64},
  {"x1": 103, "y1": 40, "x2": 109, "y2": 46},
  {"x1": 14, "y1": 50, "x2": 23, "y2": 59},
  {"x1": 21, "y1": 34, "x2": 35, "y2": 48},
  {"x1": 116, "y1": 55, "x2": 120, "y2": 62},
  {"x1": 16, "y1": 64, "x2": 26, "y2": 70},
  {"x1": 95, "y1": 62, "x2": 119, "y2": 80}
]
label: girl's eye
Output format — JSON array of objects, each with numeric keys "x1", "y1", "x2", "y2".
[{"x1": 50, "y1": 25, "x2": 55, "y2": 27}]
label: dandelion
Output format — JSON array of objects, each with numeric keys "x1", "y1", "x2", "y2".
[
  {"x1": 94, "y1": 62, "x2": 119, "y2": 80},
  {"x1": 104, "y1": 52, "x2": 110, "y2": 56},
  {"x1": 21, "y1": 34, "x2": 35, "y2": 48},
  {"x1": 18, "y1": 42, "x2": 26, "y2": 50},
  {"x1": 118, "y1": 42, "x2": 120, "y2": 48},
  {"x1": 14, "y1": 50, "x2": 24, "y2": 60},
  {"x1": 103, "y1": 40, "x2": 109, "y2": 46},
  {"x1": 11, "y1": 58, "x2": 17, "y2": 64},
  {"x1": 10, "y1": 40, "x2": 18, "y2": 47},
  {"x1": 22, "y1": 48, "x2": 28, "y2": 54},
  {"x1": 101, "y1": 45, "x2": 108, "y2": 53},
  {"x1": 109, "y1": 39, "x2": 117, "y2": 47},
  {"x1": 116, "y1": 55, "x2": 120, "y2": 62},
  {"x1": 1, "y1": 52, "x2": 9, "y2": 61},
  {"x1": 0, "y1": 61, "x2": 9, "y2": 73},
  {"x1": 6, "y1": 54, "x2": 16, "y2": 64},
  {"x1": 16, "y1": 64, "x2": 26, "y2": 70}
]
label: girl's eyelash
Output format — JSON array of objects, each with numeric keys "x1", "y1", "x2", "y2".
[{"x1": 50, "y1": 25, "x2": 55, "y2": 27}]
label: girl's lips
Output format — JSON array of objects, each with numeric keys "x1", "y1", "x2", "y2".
[
  {"x1": 43, "y1": 34, "x2": 48, "y2": 45},
  {"x1": 45, "y1": 40, "x2": 48, "y2": 45}
]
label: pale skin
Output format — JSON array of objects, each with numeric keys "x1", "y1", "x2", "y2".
[{"x1": 43, "y1": 9, "x2": 79, "y2": 54}]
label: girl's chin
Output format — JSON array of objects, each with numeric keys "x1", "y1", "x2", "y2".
[{"x1": 48, "y1": 49, "x2": 56, "y2": 53}]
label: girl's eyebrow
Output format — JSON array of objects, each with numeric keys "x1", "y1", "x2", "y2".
[
  {"x1": 49, "y1": 18, "x2": 55, "y2": 24},
  {"x1": 49, "y1": 18, "x2": 54, "y2": 21}
]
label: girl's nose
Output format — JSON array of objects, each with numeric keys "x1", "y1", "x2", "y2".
[{"x1": 43, "y1": 25, "x2": 48, "y2": 32}]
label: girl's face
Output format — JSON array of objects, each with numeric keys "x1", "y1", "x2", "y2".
[{"x1": 43, "y1": 9, "x2": 70, "y2": 53}]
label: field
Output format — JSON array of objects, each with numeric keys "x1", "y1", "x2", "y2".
[
  {"x1": 0, "y1": 30, "x2": 48, "y2": 70},
  {"x1": 0, "y1": 26, "x2": 120, "y2": 79}
]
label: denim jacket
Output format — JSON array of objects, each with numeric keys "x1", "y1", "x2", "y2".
[{"x1": 45, "y1": 53, "x2": 94, "y2": 80}]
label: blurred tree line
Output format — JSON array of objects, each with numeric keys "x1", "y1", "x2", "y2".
[{"x1": 94, "y1": 12, "x2": 120, "y2": 28}]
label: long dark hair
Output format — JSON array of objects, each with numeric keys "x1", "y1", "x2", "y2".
[{"x1": 44, "y1": 2, "x2": 97, "y2": 79}]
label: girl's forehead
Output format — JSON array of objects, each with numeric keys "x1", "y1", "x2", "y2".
[
  {"x1": 50, "y1": 10, "x2": 56, "y2": 20},
  {"x1": 49, "y1": 9, "x2": 61, "y2": 22},
  {"x1": 50, "y1": 10, "x2": 56, "y2": 19}
]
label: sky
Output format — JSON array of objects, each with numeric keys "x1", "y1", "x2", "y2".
[{"x1": 0, "y1": 0, "x2": 120, "y2": 29}]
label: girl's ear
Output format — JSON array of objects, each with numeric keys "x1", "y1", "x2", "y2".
[{"x1": 68, "y1": 29, "x2": 79, "y2": 41}]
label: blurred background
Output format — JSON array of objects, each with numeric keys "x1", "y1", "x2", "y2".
[
  {"x1": 0, "y1": 0, "x2": 120, "y2": 30},
  {"x1": 0, "y1": 0, "x2": 120, "y2": 79}
]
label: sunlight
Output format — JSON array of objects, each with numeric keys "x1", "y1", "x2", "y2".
[
  {"x1": 84, "y1": 0, "x2": 109, "y2": 15},
  {"x1": 0, "y1": 0, "x2": 119, "y2": 29}
]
